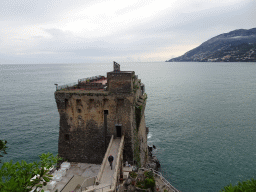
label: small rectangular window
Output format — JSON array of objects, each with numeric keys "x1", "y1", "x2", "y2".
[
  {"x1": 77, "y1": 109, "x2": 82, "y2": 113},
  {"x1": 104, "y1": 110, "x2": 108, "y2": 115},
  {"x1": 65, "y1": 134, "x2": 69, "y2": 141},
  {"x1": 65, "y1": 99, "x2": 68, "y2": 109}
]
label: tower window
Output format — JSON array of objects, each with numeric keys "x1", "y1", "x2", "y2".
[
  {"x1": 104, "y1": 110, "x2": 108, "y2": 115},
  {"x1": 65, "y1": 99, "x2": 68, "y2": 109},
  {"x1": 77, "y1": 109, "x2": 82, "y2": 113},
  {"x1": 65, "y1": 134, "x2": 69, "y2": 141}
]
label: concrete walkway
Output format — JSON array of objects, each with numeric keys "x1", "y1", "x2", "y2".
[
  {"x1": 86, "y1": 138, "x2": 121, "y2": 192},
  {"x1": 100, "y1": 138, "x2": 121, "y2": 185}
]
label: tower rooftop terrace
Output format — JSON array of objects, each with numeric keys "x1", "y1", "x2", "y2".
[{"x1": 55, "y1": 75, "x2": 108, "y2": 91}]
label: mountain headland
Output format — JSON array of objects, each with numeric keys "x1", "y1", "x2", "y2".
[{"x1": 166, "y1": 28, "x2": 256, "y2": 62}]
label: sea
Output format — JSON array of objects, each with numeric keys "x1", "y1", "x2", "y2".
[{"x1": 0, "y1": 62, "x2": 256, "y2": 192}]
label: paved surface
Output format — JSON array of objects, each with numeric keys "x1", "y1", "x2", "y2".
[
  {"x1": 100, "y1": 138, "x2": 121, "y2": 185},
  {"x1": 46, "y1": 163, "x2": 100, "y2": 192},
  {"x1": 61, "y1": 176, "x2": 85, "y2": 192},
  {"x1": 85, "y1": 138, "x2": 121, "y2": 192},
  {"x1": 45, "y1": 139, "x2": 121, "y2": 192}
]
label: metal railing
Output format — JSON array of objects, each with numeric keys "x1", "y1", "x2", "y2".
[
  {"x1": 56, "y1": 82, "x2": 77, "y2": 91},
  {"x1": 78, "y1": 75, "x2": 103, "y2": 83},
  {"x1": 56, "y1": 75, "x2": 105, "y2": 91},
  {"x1": 96, "y1": 135, "x2": 114, "y2": 183},
  {"x1": 110, "y1": 135, "x2": 124, "y2": 191}
]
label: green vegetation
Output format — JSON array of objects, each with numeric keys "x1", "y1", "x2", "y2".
[
  {"x1": 130, "y1": 171, "x2": 138, "y2": 178},
  {"x1": 135, "y1": 105, "x2": 142, "y2": 131},
  {"x1": 143, "y1": 148, "x2": 148, "y2": 165},
  {"x1": 135, "y1": 93, "x2": 147, "y2": 131},
  {"x1": 144, "y1": 170, "x2": 154, "y2": 178},
  {"x1": 136, "y1": 171, "x2": 156, "y2": 191},
  {"x1": 0, "y1": 140, "x2": 62, "y2": 192},
  {"x1": 0, "y1": 140, "x2": 8, "y2": 164},
  {"x1": 133, "y1": 131, "x2": 141, "y2": 168},
  {"x1": 133, "y1": 106, "x2": 141, "y2": 168},
  {"x1": 143, "y1": 93, "x2": 147, "y2": 101},
  {"x1": 133, "y1": 84, "x2": 139, "y2": 93},
  {"x1": 220, "y1": 178, "x2": 256, "y2": 192},
  {"x1": 133, "y1": 93, "x2": 147, "y2": 168},
  {"x1": 132, "y1": 73, "x2": 135, "y2": 80}
]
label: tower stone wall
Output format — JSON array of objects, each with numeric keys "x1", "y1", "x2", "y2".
[{"x1": 55, "y1": 63, "x2": 148, "y2": 166}]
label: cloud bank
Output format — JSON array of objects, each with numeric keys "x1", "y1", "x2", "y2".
[{"x1": 0, "y1": 0, "x2": 255, "y2": 63}]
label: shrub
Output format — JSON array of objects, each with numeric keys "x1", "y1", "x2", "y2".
[
  {"x1": 220, "y1": 178, "x2": 256, "y2": 192},
  {"x1": 130, "y1": 171, "x2": 137, "y2": 178},
  {"x1": 144, "y1": 171, "x2": 154, "y2": 179},
  {"x1": 145, "y1": 178, "x2": 155, "y2": 191}
]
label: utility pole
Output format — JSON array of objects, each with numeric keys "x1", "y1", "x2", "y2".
[{"x1": 104, "y1": 110, "x2": 108, "y2": 151}]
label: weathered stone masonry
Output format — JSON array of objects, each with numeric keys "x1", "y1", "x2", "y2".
[{"x1": 55, "y1": 62, "x2": 148, "y2": 166}]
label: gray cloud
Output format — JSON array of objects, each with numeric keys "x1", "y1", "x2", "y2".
[{"x1": 0, "y1": 0, "x2": 255, "y2": 63}]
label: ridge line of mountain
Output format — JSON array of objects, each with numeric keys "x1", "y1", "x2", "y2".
[{"x1": 166, "y1": 28, "x2": 256, "y2": 62}]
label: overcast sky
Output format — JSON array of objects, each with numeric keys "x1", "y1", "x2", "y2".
[{"x1": 0, "y1": 0, "x2": 255, "y2": 64}]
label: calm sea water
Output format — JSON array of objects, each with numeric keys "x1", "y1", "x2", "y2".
[{"x1": 0, "y1": 62, "x2": 256, "y2": 192}]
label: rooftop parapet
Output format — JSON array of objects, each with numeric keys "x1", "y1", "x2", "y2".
[
  {"x1": 107, "y1": 62, "x2": 135, "y2": 93},
  {"x1": 55, "y1": 62, "x2": 139, "y2": 93}
]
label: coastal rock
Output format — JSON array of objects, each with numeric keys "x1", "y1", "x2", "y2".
[
  {"x1": 124, "y1": 178, "x2": 132, "y2": 186},
  {"x1": 127, "y1": 184, "x2": 136, "y2": 192},
  {"x1": 118, "y1": 185, "x2": 126, "y2": 192},
  {"x1": 152, "y1": 156, "x2": 160, "y2": 169},
  {"x1": 146, "y1": 154, "x2": 160, "y2": 171},
  {"x1": 146, "y1": 163, "x2": 157, "y2": 170}
]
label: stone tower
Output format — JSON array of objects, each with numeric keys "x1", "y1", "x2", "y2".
[{"x1": 55, "y1": 62, "x2": 148, "y2": 166}]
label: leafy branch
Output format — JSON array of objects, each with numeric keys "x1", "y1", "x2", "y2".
[
  {"x1": 0, "y1": 151, "x2": 62, "y2": 192},
  {"x1": 0, "y1": 140, "x2": 8, "y2": 164}
]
